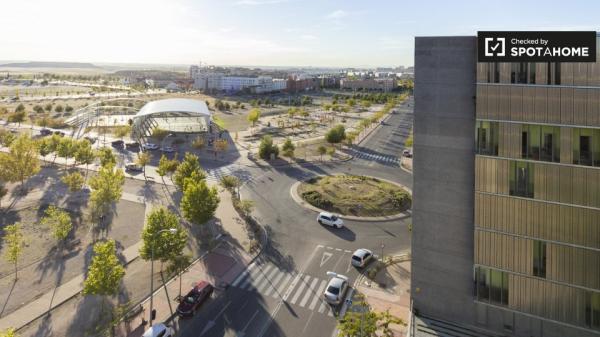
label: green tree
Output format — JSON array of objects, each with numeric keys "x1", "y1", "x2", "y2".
[
  {"x1": 181, "y1": 178, "x2": 220, "y2": 225},
  {"x1": 89, "y1": 164, "x2": 124, "y2": 221},
  {"x1": 7, "y1": 111, "x2": 26, "y2": 125},
  {"x1": 54, "y1": 104, "x2": 64, "y2": 113},
  {"x1": 15, "y1": 104, "x2": 25, "y2": 113},
  {"x1": 4, "y1": 223, "x2": 25, "y2": 279},
  {"x1": 0, "y1": 129, "x2": 16, "y2": 147},
  {"x1": 96, "y1": 147, "x2": 116, "y2": 167},
  {"x1": 237, "y1": 199, "x2": 254, "y2": 216},
  {"x1": 317, "y1": 145, "x2": 327, "y2": 161},
  {"x1": 113, "y1": 125, "x2": 131, "y2": 140},
  {"x1": 140, "y1": 207, "x2": 188, "y2": 270},
  {"x1": 33, "y1": 105, "x2": 44, "y2": 114},
  {"x1": 44, "y1": 103, "x2": 53, "y2": 112},
  {"x1": 247, "y1": 108, "x2": 261, "y2": 128},
  {"x1": 173, "y1": 152, "x2": 205, "y2": 190},
  {"x1": 156, "y1": 154, "x2": 178, "y2": 184},
  {"x1": 82, "y1": 240, "x2": 125, "y2": 313},
  {"x1": 136, "y1": 152, "x2": 151, "y2": 179},
  {"x1": 74, "y1": 140, "x2": 95, "y2": 176},
  {"x1": 281, "y1": 138, "x2": 295, "y2": 158},
  {"x1": 337, "y1": 294, "x2": 404, "y2": 337},
  {"x1": 258, "y1": 135, "x2": 279, "y2": 160},
  {"x1": 325, "y1": 124, "x2": 346, "y2": 147},
  {"x1": 57, "y1": 137, "x2": 76, "y2": 167},
  {"x1": 220, "y1": 175, "x2": 241, "y2": 191},
  {"x1": 1, "y1": 134, "x2": 40, "y2": 191},
  {"x1": 61, "y1": 171, "x2": 85, "y2": 192},
  {"x1": 166, "y1": 254, "x2": 192, "y2": 298},
  {"x1": 41, "y1": 206, "x2": 72, "y2": 245},
  {"x1": 0, "y1": 327, "x2": 18, "y2": 337}
]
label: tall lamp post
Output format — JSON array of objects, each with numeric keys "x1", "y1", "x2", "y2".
[
  {"x1": 149, "y1": 227, "x2": 177, "y2": 327},
  {"x1": 161, "y1": 133, "x2": 174, "y2": 151}
]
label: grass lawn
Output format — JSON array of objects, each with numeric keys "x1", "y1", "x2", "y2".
[{"x1": 298, "y1": 175, "x2": 411, "y2": 217}]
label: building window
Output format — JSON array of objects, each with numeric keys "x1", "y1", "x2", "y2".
[
  {"x1": 572, "y1": 128, "x2": 600, "y2": 167},
  {"x1": 476, "y1": 121, "x2": 498, "y2": 155},
  {"x1": 585, "y1": 292, "x2": 600, "y2": 330},
  {"x1": 529, "y1": 63, "x2": 536, "y2": 84},
  {"x1": 521, "y1": 124, "x2": 560, "y2": 163},
  {"x1": 509, "y1": 161, "x2": 534, "y2": 198},
  {"x1": 475, "y1": 267, "x2": 508, "y2": 306},
  {"x1": 555, "y1": 63, "x2": 561, "y2": 85},
  {"x1": 533, "y1": 240, "x2": 547, "y2": 278},
  {"x1": 487, "y1": 62, "x2": 499, "y2": 83}
]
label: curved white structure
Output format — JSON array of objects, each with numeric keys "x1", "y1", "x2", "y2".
[{"x1": 132, "y1": 98, "x2": 212, "y2": 139}]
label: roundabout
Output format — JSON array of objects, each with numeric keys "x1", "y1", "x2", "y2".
[{"x1": 290, "y1": 174, "x2": 412, "y2": 221}]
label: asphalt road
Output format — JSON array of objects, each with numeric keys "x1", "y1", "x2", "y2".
[{"x1": 175, "y1": 97, "x2": 414, "y2": 337}]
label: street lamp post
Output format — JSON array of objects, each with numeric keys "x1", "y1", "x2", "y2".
[
  {"x1": 160, "y1": 133, "x2": 174, "y2": 151},
  {"x1": 149, "y1": 228, "x2": 177, "y2": 327}
]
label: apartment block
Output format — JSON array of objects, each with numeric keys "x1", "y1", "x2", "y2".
[{"x1": 412, "y1": 35, "x2": 600, "y2": 337}]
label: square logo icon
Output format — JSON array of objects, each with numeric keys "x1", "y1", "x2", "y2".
[{"x1": 484, "y1": 37, "x2": 505, "y2": 57}]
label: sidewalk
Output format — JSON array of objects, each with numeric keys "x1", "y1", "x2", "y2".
[
  {"x1": 0, "y1": 242, "x2": 142, "y2": 331},
  {"x1": 354, "y1": 254, "x2": 412, "y2": 337},
  {"x1": 114, "y1": 242, "x2": 255, "y2": 337}
]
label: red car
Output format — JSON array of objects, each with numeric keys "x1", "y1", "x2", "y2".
[{"x1": 176, "y1": 281, "x2": 213, "y2": 317}]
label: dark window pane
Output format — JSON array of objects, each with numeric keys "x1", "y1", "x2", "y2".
[
  {"x1": 533, "y1": 241, "x2": 547, "y2": 278},
  {"x1": 529, "y1": 63, "x2": 536, "y2": 84},
  {"x1": 490, "y1": 270, "x2": 503, "y2": 304},
  {"x1": 476, "y1": 267, "x2": 490, "y2": 302}
]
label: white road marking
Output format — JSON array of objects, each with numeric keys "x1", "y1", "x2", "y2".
[
  {"x1": 290, "y1": 275, "x2": 310, "y2": 304},
  {"x1": 300, "y1": 278, "x2": 319, "y2": 307},
  {"x1": 309, "y1": 280, "x2": 328, "y2": 311},
  {"x1": 264, "y1": 270, "x2": 285, "y2": 297},
  {"x1": 241, "y1": 264, "x2": 271, "y2": 290},
  {"x1": 273, "y1": 274, "x2": 293, "y2": 298},
  {"x1": 320, "y1": 251, "x2": 333, "y2": 268},
  {"x1": 255, "y1": 266, "x2": 279, "y2": 293}
]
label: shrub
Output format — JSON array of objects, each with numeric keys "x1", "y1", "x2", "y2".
[
  {"x1": 325, "y1": 124, "x2": 346, "y2": 145},
  {"x1": 390, "y1": 190, "x2": 411, "y2": 208},
  {"x1": 301, "y1": 190, "x2": 332, "y2": 208},
  {"x1": 281, "y1": 138, "x2": 295, "y2": 158},
  {"x1": 258, "y1": 135, "x2": 279, "y2": 160}
]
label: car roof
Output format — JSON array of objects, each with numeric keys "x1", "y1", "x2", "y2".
[
  {"x1": 328, "y1": 277, "x2": 345, "y2": 288},
  {"x1": 142, "y1": 323, "x2": 167, "y2": 337},
  {"x1": 319, "y1": 211, "x2": 333, "y2": 217},
  {"x1": 353, "y1": 249, "x2": 371, "y2": 258},
  {"x1": 194, "y1": 281, "x2": 210, "y2": 291}
]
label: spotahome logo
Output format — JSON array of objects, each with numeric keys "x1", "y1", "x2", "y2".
[{"x1": 478, "y1": 31, "x2": 596, "y2": 62}]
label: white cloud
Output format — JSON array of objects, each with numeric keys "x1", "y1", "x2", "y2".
[
  {"x1": 234, "y1": 0, "x2": 287, "y2": 5},
  {"x1": 326, "y1": 10, "x2": 348, "y2": 19},
  {"x1": 300, "y1": 34, "x2": 318, "y2": 41}
]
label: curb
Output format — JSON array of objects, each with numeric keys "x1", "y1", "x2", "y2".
[
  {"x1": 289, "y1": 175, "x2": 412, "y2": 223},
  {"x1": 354, "y1": 253, "x2": 411, "y2": 288}
]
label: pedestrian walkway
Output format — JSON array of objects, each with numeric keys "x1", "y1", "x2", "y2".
[
  {"x1": 346, "y1": 148, "x2": 399, "y2": 165},
  {"x1": 230, "y1": 261, "x2": 336, "y2": 317},
  {"x1": 114, "y1": 244, "x2": 255, "y2": 337}
]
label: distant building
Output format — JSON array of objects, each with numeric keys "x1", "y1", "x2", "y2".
[
  {"x1": 286, "y1": 75, "x2": 319, "y2": 93},
  {"x1": 340, "y1": 78, "x2": 397, "y2": 92},
  {"x1": 191, "y1": 67, "x2": 286, "y2": 94}
]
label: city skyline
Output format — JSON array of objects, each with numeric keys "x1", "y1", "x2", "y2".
[{"x1": 1, "y1": 0, "x2": 599, "y2": 68}]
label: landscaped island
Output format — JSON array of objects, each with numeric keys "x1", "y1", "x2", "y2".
[{"x1": 298, "y1": 175, "x2": 411, "y2": 217}]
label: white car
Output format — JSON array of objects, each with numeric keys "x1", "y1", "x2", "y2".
[
  {"x1": 317, "y1": 212, "x2": 344, "y2": 228},
  {"x1": 351, "y1": 249, "x2": 373, "y2": 268},
  {"x1": 161, "y1": 146, "x2": 175, "y2": 153},
  {"x1": 143, "y1": 143, "x2": 159, "y2": 150},
  {"x1": 142, "y1": 323, "x2": 174, "y2": 337},
  {"x1": 323, "y1": 272, "x2": 349, "y2": 305}
]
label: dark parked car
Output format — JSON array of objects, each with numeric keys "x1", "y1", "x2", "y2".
[
  {"x1": 176, "y1": 281, "x2": 213, "y2": 317},
  {"x1": 125, "y1": 141, "x2": 140, "y2": 150},
  {"x1": 39, "y1": 128, "x2": 52, "y2": 136},
  {"x1": 111, "y1": 140, "x2": 124, "y2": 148}
]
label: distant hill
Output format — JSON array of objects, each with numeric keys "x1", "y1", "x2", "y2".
[{"x1": 0, "y1": 61, "x2": 101, "y2": 69}]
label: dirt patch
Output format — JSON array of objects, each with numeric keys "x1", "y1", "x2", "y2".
[{"x1": 297, "y1": 175, "x2": 411, "y2": 217}]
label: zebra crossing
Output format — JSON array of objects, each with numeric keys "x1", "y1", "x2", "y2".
[
  {"x1": 205, "y1": 165, "x2": 252, "y2": 184},
  {"x1": 347, "y1": 149, "x2": 399, "y2": 165},
  {"x1": 231, "y1": 262, "x2": 339, "y2": 317}
]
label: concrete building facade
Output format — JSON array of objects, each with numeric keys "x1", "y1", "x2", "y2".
[
  {"x1": 412, "y1": 35, "x2": 600, "y2": 337},
  {"x1": 340, "y1": 78, "x2": 397, "y2": 92}
]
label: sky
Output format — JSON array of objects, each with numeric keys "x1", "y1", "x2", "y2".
[{"x1": 0, "y1": 0, "x2": 599, "y2": 68}]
